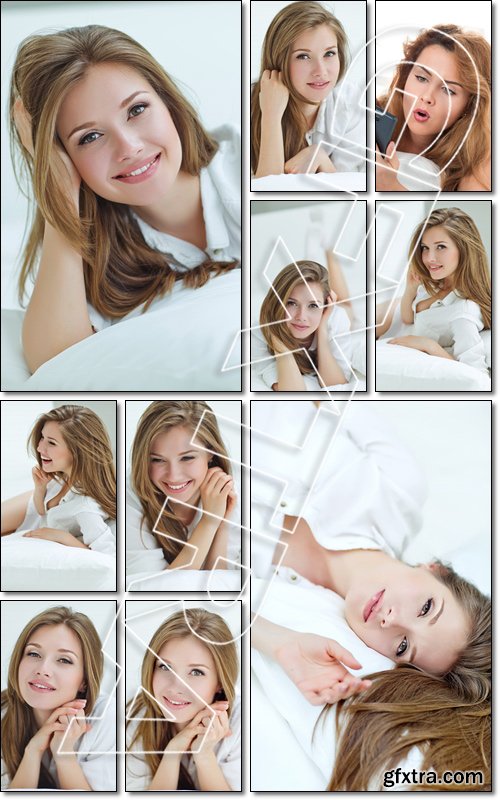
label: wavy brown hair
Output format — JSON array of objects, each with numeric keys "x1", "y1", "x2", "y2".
[
  {"x1": 259, "y1": 260, "x2": 330, "y2": 375},
  {"x1": 251, "y1": 1, "x2": 349, "y2": 172},
  {"x1": 28, "y1": 404, "x2": 116, "y2": 519},
  {"x1": 10, "y1": 25, "x2": 238, "y2": 318},
  {"x1": 1, "y1": 606, "x2": 103, "y2": 789},
  {"x1": 327, "y1": 562, "x2": 491, "y2": 791},
  {"x1": 377, "y1": 25, "x2": 491, "y2": 191},
  {"x1": 131, "y1": 401, "x2": 232, "y2": 563},
  {"x1": 126, "y1": 608, "x2": 238, "y2": 790},
  {"x1": 409, "y1": 207, "x2": 491, "y2": 329}
]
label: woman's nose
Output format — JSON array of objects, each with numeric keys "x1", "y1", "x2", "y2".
[
  {"x1": 419, "y1": 88, "x2": 435, "y2": 105},
  {"x1": 114, "y1": 129, "x2": 143, "y2": 162}
]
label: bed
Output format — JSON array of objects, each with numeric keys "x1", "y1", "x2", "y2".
[{"x1": 251, "y1": 172, "x2": 366, "y2": 192}]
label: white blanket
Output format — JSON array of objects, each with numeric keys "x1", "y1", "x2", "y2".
[
  {"x1": 251, "y1": 172, "x2": 366, "y2": 192},
  {"x1": 376, "y1": 340, "x2": 491, "y2": 391},
  {"x1": 1, "y1": 271, "x2": 241, "y2": 390}
]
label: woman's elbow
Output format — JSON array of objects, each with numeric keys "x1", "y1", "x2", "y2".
[{"x1": 22, "y1": 320, "x2": 93, "y2": 373}]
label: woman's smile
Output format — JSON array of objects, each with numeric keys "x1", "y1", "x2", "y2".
[{"x1": 113, "y1": 152, "x2": 161, "y2": 183}]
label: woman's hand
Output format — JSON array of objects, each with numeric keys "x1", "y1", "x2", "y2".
[
  {"x1": 275, "y1": 631, "x2": 372, "y2": 705},
  {"x1": 165, "y1": 701, "x2": 230, "y2": 754},
  {"x1": 405, "y1": 268, "x2": 421, "y2": 293},
  {"x1": 23, "y1": 527, "x2": 88, "y2": 548},
  {"x1": 259, "y1": 70, "x2": 289, "y2": 121},
  {"x1": 388, "y1": 335, "x2": 439, "y2": 354},
  {"x1": 25, "y1": 700, "x2": 87, "y2": 757},
  {"x1": 50, "y1": 707, "x2": 91, "y2": 759},
  {"x1": 200, "y1": 468, "x2": 234, "y2": 521},
  {"x1": 191, "y1": 709, "x2": 232, "y2": 760},
  {"x1": 285, "y1": 145, "x2": 335, "y2": 175},
  {"x1": 13, "y1": 97, "x2": 81, "y2": 211},
  {"x1": 318, "y1": 290, "x2": 337, "y2": 333},
  {"x1": 375, "y1": 142, "x2": 406, "y2": 190},
  {"x1": 32, "y1": 466, "x2": 51, "y2": 493}
]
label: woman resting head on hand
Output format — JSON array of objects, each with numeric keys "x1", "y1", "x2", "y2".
[
  {"x1": 1, "y1": 606, "x2": 104, "y2": 790},
  {"x1": 126, "y1": 608, "x2": 240, "y2": 791}
]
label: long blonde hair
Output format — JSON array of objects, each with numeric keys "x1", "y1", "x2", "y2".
[
  {"x1": 259, "y1": 260, "x2": 330, "y2": 375},
  {"x1": 1, "y1": 606, "x2": 104, "y2": 789},
  {"x1": 377, "y1": 25, "x2": 491, "y2": 191},
  {"x1": 126, "y1": 608, "x2": 238, "y2": 790},
  {"x1": 409, "y1": 207, "x2": 491, "y2": 329},
  {"x1": 328, "y1": 562, "x2": 491, "y2": 790},
  {"x1": 28, "y1": 404, "x2": 116, "y2": 519},
  {"x1": 251, "y1": 1, "x2": 349, "y2": 172},
  {"x1": 131, "y1": 401, "x2": 232, "y2": 562},
  {"x1": 10, "y1": 25, "x2": 238, "y2": 318}
]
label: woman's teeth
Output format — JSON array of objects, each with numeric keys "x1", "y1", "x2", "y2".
[
  {"x1": 29, "y1": 681, "x2": 55, "y2": 691},
  {"x1": 164, "y1": 481, "x2": 191, "y2": 491}
]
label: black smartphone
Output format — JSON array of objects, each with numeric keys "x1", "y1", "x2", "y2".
[{"x1": 375, "y1": 106, "x2": 397, "y2": 154}]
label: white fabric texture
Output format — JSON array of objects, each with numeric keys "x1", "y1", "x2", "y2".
[
  {"x1": 16, "y1": 480, "x2": 115, "y2": 555},
  {"x1": 126, "y1": 695, "x2": 241, "y2": 790},
  {"x1": 250, "y1": 305, "x2": 355, "y2": 390},
  {"x1": 251, "y1": 172, "x2": 366, "y2": 191},
  {"x1": 1, "y1": 694, "x2": 116, "y2": 791},
  {"x1": 305, "y1": 81, "x2": 366, "y2": 173},
  {"x1": 395, "y1": 152, "x2": 441, "y2": 190}
]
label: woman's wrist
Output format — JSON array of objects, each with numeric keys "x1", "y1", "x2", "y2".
[{"x1": 192, "y1": 747, "x2": 218, "y2": 766}]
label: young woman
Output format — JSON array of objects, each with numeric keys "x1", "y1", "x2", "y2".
[
  {"x1": 1, "y1": 605, "x2": 116, "y2": 790},
  {"x1": 1, "y1": 405, "x2": 116, "y2": 553},
  {"x1": 126, "y1": 608, "x2": 241, "y2": 790},
  {"x1": 251, "y1": 401, "x2": 491, "y2": 790},
  {"x1": 251, "y1": 1, "x2": 365, "y2": 177},
  {"x1": 376, "y1": 25, "x2": 491, "y2": 191},
  {"x1": 252, "y1": 258, "x2": 355, "y2": 391},
  {"x1": 126, "y1": 401, "x2": 240, "y2": 581},
  {"x1": 10, "y1": 24, "x2": 240, "y2": 373},
  {"x1": 376, "y1": 207, "x2": 491, "y2": 373}
]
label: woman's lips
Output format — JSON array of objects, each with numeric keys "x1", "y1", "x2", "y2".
[
  {"x1": 162, "y1": 479, "x2": 193, "y2": 495},
  {"x1": 163, "y1": 696, "x2": 192, "y2": 712},
  {"x1": 413, "y1": 109, "x2": 430, "y2": 123},
  {"x1": 28, "y1": 680, "x2": 56, "y2": 693},
  {"x1": 113, "y1": 152, "x2": 161, "y2": 184},
  {"x1": 307, "y1": 81, "x2": 330, "y2": 90},
  {"x1": 363, "y1": 590, "x2": 385, "y2": 622},
  {"x1": 290, "y1": 323, "x2": 310, "y2": 331}
]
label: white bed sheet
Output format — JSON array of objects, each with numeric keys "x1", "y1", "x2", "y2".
[
  {"x1": 251, "y1": 172, "x2": 366, "y2": 192},
  {"x1": 126, "y1": 568, "x2": 241, "y2": 592},
  {"x1": 376, "y1": 340, "x2": 491, "y2": 391}
]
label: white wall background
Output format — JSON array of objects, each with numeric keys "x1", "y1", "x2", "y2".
[
  {"x1": 376, "y1": 200, "x2": 492, "y2": 292},
  {"x1": 2, "y1": 599, "x2": 117, "y2": 697},
  {"x1": 1, "y1": 400, "x2": 117, "y2": 500},
  {"x1": 375, "y1": 0, "x2": 491, "y2": 98},
  {"x1": 125, "y1": 599, "x2": 241, "y2": 702},
  {"x1": 251, "y1": 0, "x2": 366, "y2": 87},
  {"x1": 1, "y1": 0, "x2": 241, "y2": 308},
  {"x1": 251, "y1": 200, "x2": 367, "y2": 322}
]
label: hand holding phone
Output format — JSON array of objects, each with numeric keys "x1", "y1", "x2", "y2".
[{"x1": 375, "y1": 106, "x2": 397, "y2": 155}]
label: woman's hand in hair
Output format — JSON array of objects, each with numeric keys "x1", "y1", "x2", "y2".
[
  {"x1": 50, "y1": 707, "x2": 91, "y2": 758},
  {"x1": 259, "y1": 70, "x2": 290, "y2": 121},
  {"x1": 275, "y1": 631, "x2": 372, "y2": 706},
  {"x1": 285, "y1": 144, "x2": 336, "y2": 175},
  {"x1": 165, "y1": 701, "x2": 230, "y2": 754},
  {"x1": 375, "y1": 143, "x2": 406, "y2": 191},
  {"x1": 200, "y1": 468, "x2": 234, "y2": 522},
  {"x1": 23, "y1": 527, "x2": 89, "y2": 548},
  {"x1": 25, "y1": 700, "x2": 87, "y2": 757},
  {"x1": 13, "y1": 97, "x2": 81, "y2": 211},
  {"x1": 405, "y1": 268, "x2": 421, "y2": 293},
  {"x1": 318, "y1": 290, "x2": 337, "y2": 333}
]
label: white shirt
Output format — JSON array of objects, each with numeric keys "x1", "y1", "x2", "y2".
[
  {"x1": 396, "y1": 152, "x2": 441, "y2": 190},
  {"x1": 126, "y1": 479, "x2": 241, "y2": 577},
  {"x1": 305, "y1": 81, "x2": 366, "y2": 173},
  {"x1": 1, "y1": 694, "x2": 116, "y2": 791},
  {"x1": 16, "y1": 480, "x2": 115, "y2": 555},
  {"x1": 411, "y1": 285, "x2": 488, "y2": 373},
  {"x1": 89, "y1": 124, "x2": 241, "y2": 332},
  {"x1": 251, "y1": 306, "x2": 354, "y2": 390},
  {"x1": 251, "y1": 402, "x2": 427, "y2": 578},
  {"x1": 125, "y1": 695, "x2": 241, "y2": 791}
]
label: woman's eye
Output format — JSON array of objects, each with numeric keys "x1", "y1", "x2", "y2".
[
  {"x1": 296, "y1": 53, "x2": 309, "y2": 60},
  {"x1": 150, "y1": 457, "x2": 164, "y2": 463},
  {"x1": 437, "y1": 244, "x2": 446, "y2": 250},
  {"x1": 286, "y1": 300, "x2": 297, "y2": 307},
  {"x1": 180, "y1": 456, "x2": 195, "y2": 462},
  {"x1": 325, "y1": 50, "x2": 337, "y2": 57},
  {"x1": 309, "y1": 303, "x2": 319, "y2": 309},
  {"x1": 420, "y1": 598, "x2": 433, "y2": 616},
  {"x1": 396, "y1": 637, "x2": 408, "y2": 657},
  {"x1": 59, "y1": 658, "x2": 73, "y2": 665},
  {"x1": 26, "y1": 651, "x2": 40, "y2": 658},
  {"x1": 129, "y1": 102, "x2": 148, "y2": 118},
  {"x1": 442, "y1": 86, "x2": 456, "y2": 96},
  {"x1": 415, "y1": 74, "x2": 427, "y2": 83},
  {"x1": 157, "y1": 662, "x2": 171, "y2": 671},
  {"x1": 190, "y1": 669, "x2": 205, "y2": 677},
  {"x1": 78, "y1": 130, "x2": 101, "y2": 146}
]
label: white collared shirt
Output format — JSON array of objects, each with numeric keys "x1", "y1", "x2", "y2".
[
  {"x1": 89, "y1": 125, "x2": 240, "y2": 332},
  {"x1": 305, "y1": 81, "x2": 366, "y2": 172},
  {"x1": 250, "y1": 305, "x2": 354, "y2": 390},
  {"x1": 412, "y1": 285, "x2": 489, "y2": 373},
  {"x1": 125, "y1": 695, "x2": 241, "y2": 791},
  {"x1": 17, "y1": 480, "x2": 115, "y2": 555}
]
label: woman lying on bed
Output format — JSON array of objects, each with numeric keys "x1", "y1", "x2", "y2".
[
  {"x1": 376, "y1": 207, "x2": 491, "y2": 374},
  {"x1": 126, "y1": 401, "x2": 240, "y2": 586},
  {"x1": 251, "y1": 402, "x2": 491, "y2": 790},
  {"x1": 10, "y1": 24, "x2": 239, "y2": 375},
  {"x1": 1, "y1": 405, "x2": 116, "y2": 554}
]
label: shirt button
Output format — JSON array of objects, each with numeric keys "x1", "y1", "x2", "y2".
[
  {"x1": 280, "y1": 501, "x2": 287, "y2": 507},
  {"x1": 290, "y1": 574, "x2": 298, "y2": 582}
]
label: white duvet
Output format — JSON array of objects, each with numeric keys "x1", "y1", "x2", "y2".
[{"x1": 1, "y1": 270, "x2": 241, "y2": 391}]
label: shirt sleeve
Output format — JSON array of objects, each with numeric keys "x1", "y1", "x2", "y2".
[
  {"x1": 327, "y1": 307, "x2": 353, "y2": 382},
  {"x1": 126, "y1": 484, "x2": 169, "y2": 579},
  {"x1": 75, "y1": 500, "x2": 116, "y2": 555},
  {"x1": 329, "y1": 82, "x2": 366, "y2": 172},
  {"x1": 251, "y1": 327, "x2": 278, "y2": 389},
  {"x1": 76, "y1": 696, "x2": 117, "y2": 790},
  {"x1": 216, "y1": 698, "x2": 242, "y2": 790},
  {"x1": 450, "y1": 316, "x2": 489, "y2": 373}
]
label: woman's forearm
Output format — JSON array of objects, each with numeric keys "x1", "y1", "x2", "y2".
[
  {"x1": 255, "y1": 113, "x2": 285, "y2": 178},
  {"x1": 204, "y1": 521, "x2": 229, "y2": 571},
  {"x1": 317, "y1": 331, "x2": 348, "y2": 386},
  {"x1": 9, "y1": 747, "x2": 42, "y2": 789},
  {"x1": 1, "y1": 490, "x2": 32, "y2": 534},
  {"x1": 400, "y1": 289, "x2": 416, "y2": 325},
  {"x1": 53, "y1": 754, "x2": 91, "y2": 790},
  {"x1": 148, "y1": 752, "x2": 181, "y2": 790},
  {"x1": 251, "y1": 614, "x2": 298, "y2": 659},
  {"x1": 22, "y1": 220, "x2": 94, "y2": 373},
  {"x1": 275, "y1": 351, "x2": 307, "y2": 391},
  {"x1": 166, "y1": 518, "x2": 219, "y2": 571},
  {"x1": 194, "y1": 752, "x2": 232, "y2": 791}
]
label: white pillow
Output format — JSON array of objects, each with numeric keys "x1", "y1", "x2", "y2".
[
  {"x1": 126, "y1": 568, "x2": 242, "y2": 592},
  {"x1": 376, "y1": 341, "x2": 491, "y2": 391},
  {"x1": 1, "y1": 534, "x2": 115, "y2": 591}
]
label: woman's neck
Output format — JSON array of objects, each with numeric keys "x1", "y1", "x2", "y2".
[
  {"x1": 325, "y1": 549, "x2": 394, "y2": 597},
  {"x1": 131, "y1": 171, "x2": 207, "y2": 250},
  {"x1": 172, "y1": 493, "x2": 200, "y2": 527},
  {"x1": 33, "y1": 706, "x2": 52, "y2": 728},
  {"x1": 399, "y1": 126, "x2": 435, "y2": 155},
  {"x1": 299, "y1": 101, "x2": 321, "y2": 130}
]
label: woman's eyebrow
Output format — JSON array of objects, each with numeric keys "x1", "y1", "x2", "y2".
[
  {"x1": 291, "y1": 45, "x2": 337, "y2": 53},
  {"x1": 415, "y1": 65, "x2": 463, "y2": 88},
  {"x1": 67, "y1": 90, "x2": 151, "y2": 139},
  {"x1": 150, "y1": 449, "x2": 198, "y2": 457}
]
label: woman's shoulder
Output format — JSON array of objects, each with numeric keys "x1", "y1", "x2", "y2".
[
  {"x1": 450, "y1": 294, "x2": 484, "y2": 321},
  {"x1": 71, "y1": 492, "x2": 109, "y2": 518},
  {"x1": 458, "y1": 157, "x2": 491, "y2": 191}
]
